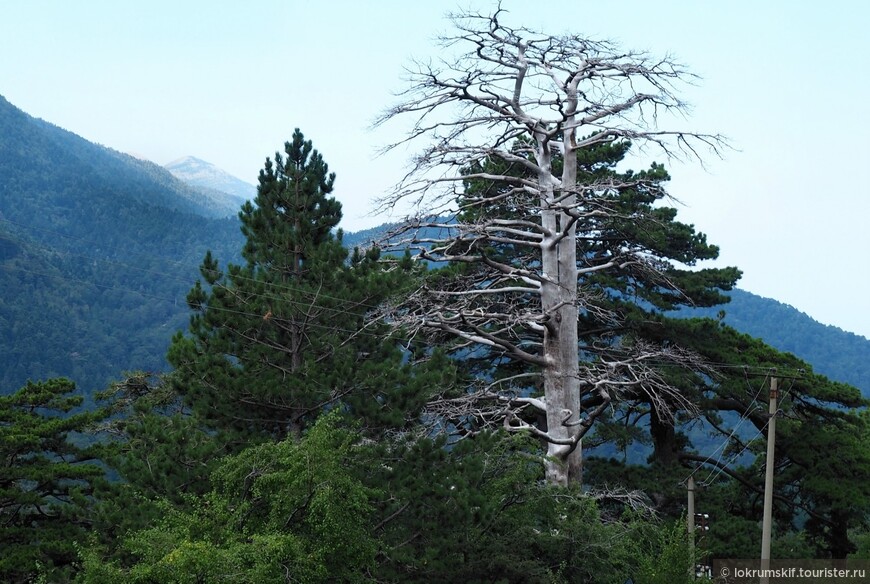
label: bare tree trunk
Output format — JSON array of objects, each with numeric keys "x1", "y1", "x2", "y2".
[
  {"x1": 538, "y1": 135, "x2": 571, "y2": 486},
  {"x1": 560, "y1": 120, "x2": 582, "y2": 485},
  {"x1": 372, "y1": 6, "x2": 724, "y2": 486}
]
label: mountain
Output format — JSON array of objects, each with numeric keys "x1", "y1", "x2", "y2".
[
  {"x1": 676, "y1": 289, "x2": 870, "y2": 396},
  {"x1": 0, "y1": 96, "x2": 244, "y2": 221},
  {"x1": 0, "y1": 94, "x2": 244, "y2": 398},
  {"x1": 164, "y1": 156, "x2": 255, "y2": 213},
  {"x1": 1, "y1": 91, "x2": 868, "y2": 405}
]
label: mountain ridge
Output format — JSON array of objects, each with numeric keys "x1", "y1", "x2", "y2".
[
  {"x1": 1, "y1": 94, "x2": 867, "y2": 402},
  {"x1": 0, "y1": 94, "x2": 240, "y2": 220},
  {"x1": 0, "y1": 94, "x2": 244, "y2": 396},
  {"x1": 164, "y1": 155, "x2": 255, "y2": 211}
]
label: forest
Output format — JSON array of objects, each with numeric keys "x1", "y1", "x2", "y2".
[{"x1": 3, "y1": 8, "x2": 870, "y2": 584}]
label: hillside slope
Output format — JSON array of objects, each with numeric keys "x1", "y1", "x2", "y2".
[
  {"x1": 677, "y1": 289, "x2": 870, "y2": 395},
  {"x1": 0, "y1": 95, "x2": 244, "y2": 396}
]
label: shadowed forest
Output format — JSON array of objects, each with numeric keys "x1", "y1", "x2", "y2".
[{"x1": 3, "y1": 8, "x2": 870, "y2": 583}]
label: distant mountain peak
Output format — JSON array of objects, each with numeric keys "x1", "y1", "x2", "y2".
[
  {"x1": 164, "y1": 157, "x2": 256, "y2": 208},
  {"x1": 165, "y1": 155, "x2": 210, "y2": 168},
  {"x1": 0, "y1": 95, "x2": 245, "y2": 220}
]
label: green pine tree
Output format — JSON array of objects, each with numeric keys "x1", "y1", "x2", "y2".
[
  {"x1": 0, "y1": 378, "x2": 105, "y2": 582},
  {"x1": 168, "y1": 129, "x2": 437, "y2": 440}
]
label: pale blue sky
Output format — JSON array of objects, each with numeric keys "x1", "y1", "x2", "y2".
[{"x1": 2, "y1": 1, "x2": 869, "y2": 338}]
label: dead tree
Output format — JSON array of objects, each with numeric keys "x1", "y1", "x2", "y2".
[{"x1": 374, "y1": 7, "x2": 724, "y2": 486}]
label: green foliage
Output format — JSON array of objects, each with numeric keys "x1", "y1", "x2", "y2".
[
  {"x1": 849, "y1": 528, "x2": 870, "y2": 559},
  {"x1": 363, "y1": 432, "x2": 670, "y2": 583},
  {"x1": 775, "y1": 411, "x2": 870, "y2": 557},
  {"x1": 369, "y1": 433, "x2": 560, "y2": 582},
  {"x1": 0, "y1": 96, "x2": 245, "y2": 400},
  {"x1": 82, "y1": 422, "x2": 725, "y2": 584},
  {"x1": 94, "y1": 373, "x2": 224, "y2": 500},
  {"x1": 631, "y1": 519, "x2": 693, "y2": 584},
  {"x1": 86, "y1": 373, "x2": 229, "y2": 558},
  {"x1": 168, "y1": 130, "x2": 434, "y2": 440},
  {"x1": 0, "y1": 378, "x2": 106, "y2": 583},
  {"x1": 76, "y1": 412, "x2": 377, "y2": 583}
]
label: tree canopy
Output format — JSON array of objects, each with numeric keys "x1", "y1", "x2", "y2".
[
  {"x1": 374, "y1": 8, "x2": 734, "y2": 486},
  {"x1": 4, "y1": 7, "x2": 870, "y2": 583},
  {"x1": 168, "y1": 129, "x2": 443, "y2": 443},
  {"x1": 0, "y1": 379, "x2": 105, "y2": 582}
]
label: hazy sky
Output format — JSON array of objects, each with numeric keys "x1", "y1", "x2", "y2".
[{"x1": 2, "y1": 1, "x2": 869, "y2": 339}]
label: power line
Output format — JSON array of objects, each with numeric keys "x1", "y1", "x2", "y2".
[
  {"x1": 698, "y1": 418, "x2": 770, "y2": 487},
  {"x1": 684, "y1": 371, "x2": 771, "y2": 486},
  {"x1": 685, "y1": 373, "x2": 805, "y2": 489}
]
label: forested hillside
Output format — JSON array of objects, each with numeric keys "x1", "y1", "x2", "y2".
[
  {"x1": 679, "y1": 289, "x2": 870, "y2": 393},
  {"x1": 0, "y1": 95, "x2": 244, "y2": 397}
]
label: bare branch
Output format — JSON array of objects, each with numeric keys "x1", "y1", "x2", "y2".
[{"x1": 371, "y1": 7, "x2": 724, "y2": 486}]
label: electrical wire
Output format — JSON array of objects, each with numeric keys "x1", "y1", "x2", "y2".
[
  {"x1": 682, "y1": 371, "x2": 770, "y2": 486},
  {"x1": 699, "y1": 417, "x2": 771, "y2": 487},
  {"x1": 695, "y1": 372, "x2": 770, "y2": 485}
]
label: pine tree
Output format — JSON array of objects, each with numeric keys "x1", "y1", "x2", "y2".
[
  {"x1": 374, "y1": 9, "x2": 732, "y2": 484},
  {"x1": 168, "y1": 129, "x2": 433, "y2": 440},
  {"x1": 0, "y1": 378, "x2": 105, "y2": 582},
  {"x1": 398, "y1": 137, "x2": 741, "y2": 479}
]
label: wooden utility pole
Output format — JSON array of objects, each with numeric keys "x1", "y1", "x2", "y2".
[
  {"x1": 760, "y1": 376, "x2": 778, "y2": 583},
  {"x1": 688, "y1": 475, "x2": 696, "y2": 579}
]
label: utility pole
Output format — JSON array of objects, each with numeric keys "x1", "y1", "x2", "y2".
[
  {"x1": 760, "y1": 376, "x2": 778, "y2": 584},
  {"x1": 688, "y1": 475, "x2": 695, "y2": 579}
]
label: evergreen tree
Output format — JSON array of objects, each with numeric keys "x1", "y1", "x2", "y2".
[
  {"x1": 587, "y1": 317, "x2": 870, "y2": 558},
  {"x1": 0, "y1": 378, "x2": 105, "y2": 582},
  {"x1": 374, "y1": 7, "x2": 731, "y2": 485},
  {"x1": 168, "y1": 129, "x2": 433, "y2": 440},
  {"x1": 87, "y1": 372, "x2": 226, "y2": 556},
  {"x1": 411, "y1": 138, "x2": 740, "y2": 464},
  {"x1": 77, "y1": 413, "x2": 378, "y2": 583}
]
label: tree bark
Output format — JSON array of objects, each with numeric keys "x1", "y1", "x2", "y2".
[{"x1": 373, "y1": 7, "x2": 725, "y2": 486}]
